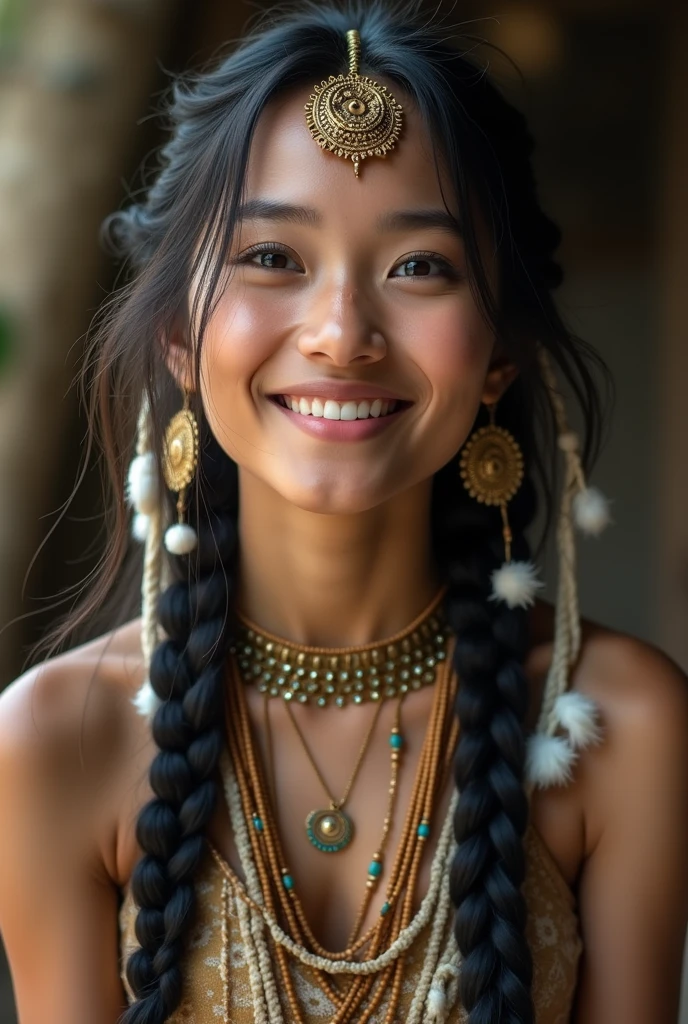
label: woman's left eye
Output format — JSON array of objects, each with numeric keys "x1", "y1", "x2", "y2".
[{"x1": 389, "y1": 253, "x2": 458, "y2": 279}]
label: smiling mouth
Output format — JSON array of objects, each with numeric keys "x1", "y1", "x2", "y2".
[{"x1": 271, "y1": 395, "x2": 410, "y2": 420}]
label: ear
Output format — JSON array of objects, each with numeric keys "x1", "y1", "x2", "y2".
[
  {"x1": 160, "y1": 311, "x2": 195, "y2": 393},
  {"x1": 481, "y1": 345, "x2": 519, "y2": 405}
]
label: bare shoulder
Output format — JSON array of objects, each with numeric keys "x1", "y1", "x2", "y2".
[
  {"x1": 572, "y1": 624, "x2": 688, "y2": 844},
  {"x1": 0, "y1": 618, "x2": 149, "y2": 876},
  {"x1": 0, "y1": 621, "x2": 149, "y2": 1022},
  {"x1": 557, "y1": 629, "x2": 688, "y2": 1021},
  {"x1": 0, "y1": 618, "x2": 145, "y2": 747}
]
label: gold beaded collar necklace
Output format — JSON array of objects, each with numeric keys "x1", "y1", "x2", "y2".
[{"x1": 231, "y1": 586, "x2": 449, "y2": 708}]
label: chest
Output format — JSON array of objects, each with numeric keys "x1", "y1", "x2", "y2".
[{"x1": 115, "y1": 681, "x2": 585, "y2": 954}]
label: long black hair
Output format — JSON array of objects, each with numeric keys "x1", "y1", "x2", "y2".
[{"x1": 47, "y1": 3, "x2": 608, "y2": 1021}]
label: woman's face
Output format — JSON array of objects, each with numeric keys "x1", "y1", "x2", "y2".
[{"x1": 191, "y1": 86, "x2": 501, "y2": 515}]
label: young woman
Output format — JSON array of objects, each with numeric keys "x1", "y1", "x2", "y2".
[{"x1": 0, "y1": 3, "x2": 686, "y2": 1023}]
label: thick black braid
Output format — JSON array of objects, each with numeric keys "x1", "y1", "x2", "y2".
[
  {"x1": 120, "y1": 430, "x2": 238, "y2": 1024},
  {"x1": 434, "y1": 451, "x2": 537, "y2": 1024}
]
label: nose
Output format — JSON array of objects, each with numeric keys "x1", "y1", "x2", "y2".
[{"x1": 297, "y1": 282, "x2": 386, "y2": 366}]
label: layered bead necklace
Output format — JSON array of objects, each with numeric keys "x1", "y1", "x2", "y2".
[{"x1": 211, "y1": 590, "x2": 463, "y2": 1023}]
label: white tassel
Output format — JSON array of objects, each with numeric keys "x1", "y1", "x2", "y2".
[
  {"x1": 490, "y1": 561, "x2": 543, "y2": 609},
  {"x1": 164, "y1": 522, "x2": 198, "y2": 555},
  {"x1": 425, "y1": 985, "x2": 447, "y2": 1023},
  {"x1": 525, "y1": 733, "x2": 576, "y2": 788},
  {"x1": 126, "y1": 452, "x2": 159, "y2": 515},
  {"x1": 131, "y1": 679, "x2": 162, "y2": 719},
  {"x1": 131, "y1": 512, "x2": 150, "y2": 543},
  {"x1": 425, "y1": 963, "x2": 460, "y2": 1023},
  {"x1": 553, "y1": 692, "x2": 603, "y2": 750},
  {"x1": 572, "y1": 486, "x2": 612, "y2": 536}
]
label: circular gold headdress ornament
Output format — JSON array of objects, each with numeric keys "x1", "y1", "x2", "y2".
[{"x1": 304, "y1": 29, "x2": 403, "y2": 178}]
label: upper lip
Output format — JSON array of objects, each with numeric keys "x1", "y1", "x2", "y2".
[{"x1": 269, "y1": 381, "x2": 410, "y2": 402}]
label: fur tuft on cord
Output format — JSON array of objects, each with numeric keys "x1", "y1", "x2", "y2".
[
  {"x1": 131, "y1": 678, "x2": 162, "y2": 718},
  {"x1": 553, "y1": 691, "x2": 603, "y2": 750},
  {"x1": 489, "y1": 560, "x2": 543, "y2": 609},
  {"x1": 425, "y1": 962, "x2": 460, "y2": 1023},
  {"x1": 164, "y1": 522, "x2": 198, "y2": 555},
  {"x1": 131, "y1": 512, "x2": 150, "y2": 543},
  {"x1": 525, "y1": 733, "x2": 576, "y2": 789},
  {"x1": 572, "y1": 486, "x2": 612, "y2": 536},
  {"x1": 126, "y1": 451, "x2": 158, "y2": 515}
]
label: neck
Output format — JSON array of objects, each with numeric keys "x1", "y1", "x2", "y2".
[{"x1": 236, "y1": 472, "x2": 438, "y2": 647}]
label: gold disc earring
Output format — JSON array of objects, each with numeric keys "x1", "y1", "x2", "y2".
[
  {"x1": 460, "y1": 403, "x2": 542, "y2": 608},
  {"x1": 162, "y1": 389, "x2": 199, "y2": 555}
]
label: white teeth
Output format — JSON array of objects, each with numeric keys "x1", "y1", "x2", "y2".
[
  {"x1": 340, "y1": 401, "x2": 358, "y2": 421},
  {"x1": 281, "y1": 395, "x2": 401, "y2": 421}
]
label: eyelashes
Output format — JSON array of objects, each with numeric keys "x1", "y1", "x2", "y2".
[{"x1": 230, "y1": 242, "x2": 462, "y2": 281}]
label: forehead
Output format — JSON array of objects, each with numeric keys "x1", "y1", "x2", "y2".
[{"x1": 243, "y1": 84, "x2": 459, "y2": 221}]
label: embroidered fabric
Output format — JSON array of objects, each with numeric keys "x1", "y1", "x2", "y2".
[{"x1": 119, "y1": 816, "x2": 582, "y2": 1023}]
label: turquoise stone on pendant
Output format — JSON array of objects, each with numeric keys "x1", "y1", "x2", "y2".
[
  {"x1": 282, "y1": 873, "x2": 294, "y2": 891},
  {"x1": 305, "y1": 807, "x2": 353, "y2": 853},
  {"x1": 252, "y1": 814, "x2": 264, "y2": 832},
  {"x1": 417, "y1": 821, "x2": 431, "y2": 839}
]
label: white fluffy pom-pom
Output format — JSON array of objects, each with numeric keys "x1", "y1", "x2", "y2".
[
  {"x1": 553, "y1": 692, "x2": 603, "y2": 750},
  {"x1": 425, "y1": 985, "x2": 447, "y2": 1023},
  {"x1": 572, "y1": 486, "x2": 612, "y2": 536},
  {"x1": 126, "y1": 453, "x2": 158, "y2": 515},
  {"x1": 525, "y1": 733, "x2": 576, "y2": 788},
  {"x1": 164, "y1": 522, "x2": 198, "y2": 555},
  {"x1": 131, "y1": 512, "x2": 150, "y2": 543},
  {"x1": 489, "y1": 561, "x2": 543, "y2": 609},
  {"x1": 131, "y1": 679, "x2": 162, "y2": 720}
]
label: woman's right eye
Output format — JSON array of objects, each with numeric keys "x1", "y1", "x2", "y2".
[{"x1": 238, "y1": 246, "x2": 301, "y2": 271}]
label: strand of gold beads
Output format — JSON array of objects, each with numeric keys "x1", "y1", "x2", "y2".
[
  {"x1": 232, "y1": 587, "x2": 448, "y2": 708},
  {"x1": 220, "y1": 636, "x2": 458, "y2": 1024}
]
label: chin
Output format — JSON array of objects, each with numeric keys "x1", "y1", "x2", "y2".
[{"x1": 273, "y1": 470, "x2": 392, "y2": 516}]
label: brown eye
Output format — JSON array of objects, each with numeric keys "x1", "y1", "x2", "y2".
[
  {"x1": 257, "y1": 252, "x2": 289, "y2": 268},
  {"x1": 401, "y1": 259, "x2": 431, "y2": 276}
]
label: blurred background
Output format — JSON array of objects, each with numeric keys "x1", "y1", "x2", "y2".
[{"x1": 0, "y1": 0, "x2": 686, "y2": 1020}]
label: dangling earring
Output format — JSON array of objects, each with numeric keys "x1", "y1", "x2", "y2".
[
  {"x1": 162, "y1": 389, "x2": 199, "y2": 555},
  {"x1": 459, "y1": 402, "x2": 543, "y2": 609}
]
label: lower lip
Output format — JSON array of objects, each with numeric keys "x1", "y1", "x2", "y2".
[{"x1": 270, "y1": 400, "x2": 408, "y2": 441}]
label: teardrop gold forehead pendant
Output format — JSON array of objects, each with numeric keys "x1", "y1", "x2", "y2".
[{"x1": 304, "y1": 28, "x2": 404, "y2": 178}]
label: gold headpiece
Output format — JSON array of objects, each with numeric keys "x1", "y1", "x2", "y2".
[{"x1": 304, "y1": 29, "x2": 403, "y2": 178}]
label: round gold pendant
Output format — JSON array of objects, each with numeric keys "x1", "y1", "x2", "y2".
[
  {"x1": 304, "y1": 73, "x2": 403, "y2": 178},
  {"x1": 305, "y1": 808, "x2": 353, "y2": 853},
  {"x1": 459, "y1": 425, "x2": 524, "y2": 506},
  {"x1": 162, "y1": 408, "x2": 199, "y2": 493}
]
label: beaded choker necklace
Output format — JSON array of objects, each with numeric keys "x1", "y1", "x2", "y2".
[{"x1": 232, "y1": 586, "x2": 448, "y2": 708}]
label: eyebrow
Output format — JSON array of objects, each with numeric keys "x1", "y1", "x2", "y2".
[{"x1": 237, "y1": 199, "x2": 463, "y2": 238}]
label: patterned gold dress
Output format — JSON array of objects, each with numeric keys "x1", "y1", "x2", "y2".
[{"x1": 119, "y1": 810, "x2": 582, "y2": 1023}]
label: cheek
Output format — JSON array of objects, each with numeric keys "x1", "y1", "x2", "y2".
[
  {"x1": 400, "y1": 299, "x2": 494, "y2": 415},
  {"x1": 197, "y1": 293, "x2": 280, "y2": 454}
]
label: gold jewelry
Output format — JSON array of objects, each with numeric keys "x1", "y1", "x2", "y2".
[
  {"x1": 460, "y1": 402, "x2": 524, "y2": 561},
  {"x1": 283, "y1": 697, "x2": 384, "y2": 853},
  {"x1": 233, "y1": 586, "x2": 448, "y2": 707},
  {"x1": 219, "y1": 644, "x2": 458, "y2": 1022},
  {"x1": 161, "y1": 389, "x2": 199, "y2": 555},
  {"x1": 304, "y1": 28, "x2": 403, "y2": 178}
]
